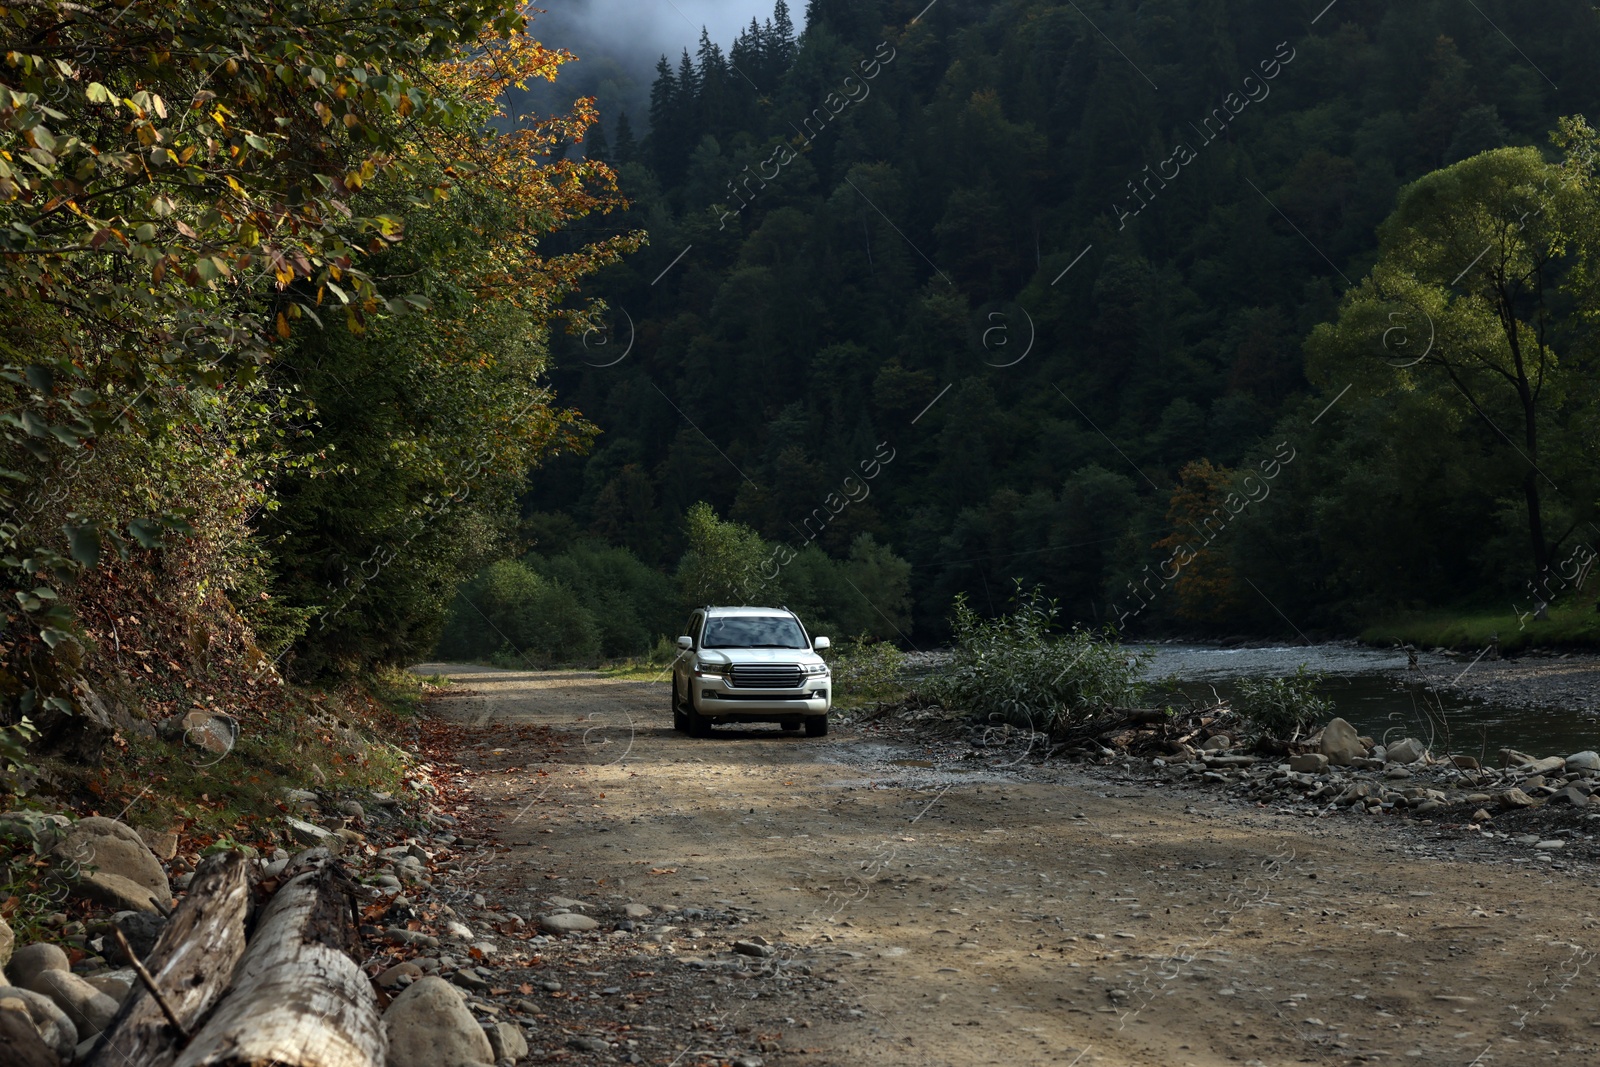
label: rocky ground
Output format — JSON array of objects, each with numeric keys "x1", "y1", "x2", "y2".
[
  {"x1": 394, "y1": 664, "x2": 1600, "y2": 1067},
  {"x1": 7, "y1": 663, "x2": 1600, "y2": 1067},
  {"x1": 1408, "y1": 648, "x2": 1600, "y2": 714}
]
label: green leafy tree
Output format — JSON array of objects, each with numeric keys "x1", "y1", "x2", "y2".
[
  {"x1": 1307, "y1": 137, "x2": 1600, "y2": 581},
  {"x1": 676, "y1": 502, "x2": 773, "y2": 606}
]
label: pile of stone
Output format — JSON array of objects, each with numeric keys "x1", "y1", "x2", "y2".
[
  {"x1": 0, "y1": 812, "x2": 171, "y2": 1066},
  {"x1": 1150, "y1": 717, "x2": 1600, "y2": 825}
]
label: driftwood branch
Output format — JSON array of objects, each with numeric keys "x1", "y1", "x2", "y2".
[
  {"x1": 173, "y1": 859, "x2": 386, "y2": 1067},
  {"x1": 112, "y1": 927, "x2": 191, "y2": 1042},
  {"x1": 87, "y1": 851, "x2": 253, "y2": 1067}
]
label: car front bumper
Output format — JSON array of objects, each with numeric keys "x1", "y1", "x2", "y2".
[{"x1": 692, "y1": 676, "x2": 830, "y2": 718}]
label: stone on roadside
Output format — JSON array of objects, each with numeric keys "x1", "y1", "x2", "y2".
[
  {"x1": 1496, "y1": 788, "x2": 1536, "y2": 808},
  {"x1": 540, "y1": 913, "x2": 598, "y2": 935},
  {"x1": 1386, "y1": 738, "x2": 1426, "y2": 764},
  {"x1": 1519, "y1": 756, "x2": 1566, "y2": 777},
  {"x1": 1549, "y1": 785, "x2": 1594, "y2": 807},
  {"x1": 450, "y1": 969, "x2": 489, "y2": 993},
  {"x1": 0, "y1": 1000, "x2": 60, "y2": 1067},
  {"x1": 444, "y1": 921, "x2": 474, "y2": 942},
  {"x1": 21, "y1": 968, "x2": 119, "y2": 1036},
  {"x1": 1565, "y1": 751, "x2": 1600, "y2": 772},
  {"x1": 0, "y1": 985, "x2": 78, "y2": 1059},
  {"x1": 7, "y1": 942, "x2": 69, "y2": 986},
  {"x1": 384, "y1": 928, "x2": 440, "y2": 950},
  {"x1": 108, "y1": 911, "x2": 167, "y2": 965},
  {"x1": 1451, "y1": 755, "x2": 1481, "y2": 770},
  {"x1": 158, "y1": 710, "x2": 237, "y2": 754},
  {"x1": 137, "y1": 827, "x2": 179, "y2": 861},
  {"x1": 1288, "y1": 753, "x2": 1328, "y2": 774},
  {"x1": 1470, "y1": 809, "x2": 1492, "y2": 823},
  {"x1": 0, "y1": 916, "x2": 11, "y2": 970},
  {"x1": 1318, "y1": 718, "x2": 1365, "y2": 766},
  {"x1": 1201, "y1": 735, "x2": 1232, "y2": 752},
  {"x1": 84, "y1": 972, "x2": 132, "y2": 1001},
  {"x1": 486, "y1": 1020, "x2": 529, "y2": 1063},
  {"x1": 48, "y1": 816, "x2": 171, "y2": 914},
  {"x1": 286, "y1": 817, "x2": 340, "y2": 849},
  {"x1": 733, "y1": 940, "x2": 776, "y2": 958},
  {"x1": 382, "y1": 975, "x2": 494, "y2": 1067},
  {"x1": 1499, "y1": 748, "x2": 1536, "y2": 767},
  {"x1": 377, "y1": 963, "x2": 424, "y2": 990}
]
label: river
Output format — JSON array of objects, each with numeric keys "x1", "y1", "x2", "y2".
[{"x1": 1136, "y1": 641, "x2": 1600, "y2": 758}]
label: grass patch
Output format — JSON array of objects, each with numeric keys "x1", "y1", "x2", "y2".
[{"x1": 1362, "y1": 595, "x2": 1600, "y2": 653}]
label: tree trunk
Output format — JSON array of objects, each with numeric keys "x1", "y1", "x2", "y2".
[
  {"x1": 86, "y1": 851, "x2": 253, "y2": 1067},
  {"x1": 1525, "y1": 469, "x2": 1549, "y2": 580},
  {"x1": 173, "y1": 860, "x2": 385, "y2": 1067}
]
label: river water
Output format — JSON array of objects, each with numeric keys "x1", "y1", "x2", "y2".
[{"x1": 1136, "y1": 642, "x2": 1600, "y2": 758}]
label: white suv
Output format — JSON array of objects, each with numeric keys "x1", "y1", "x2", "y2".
[{"x1": 672, "y1": 607, "x2": 832, "y2": 737}]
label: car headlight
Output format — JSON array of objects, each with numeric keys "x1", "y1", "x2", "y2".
[
  {"x1": 694, "y1": 660, "x2": 727, "y2": 678},
  {"x1": 801, "y1": 663, "x2": 830, "y2": 677}
]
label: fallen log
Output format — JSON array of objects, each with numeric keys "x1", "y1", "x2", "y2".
[
  {"x1": 86, "y1": 851, "x2": 253, "y2": 1067},
  {"x1": 173, "y1": 859, "x2": 385, "y2": 1067}
]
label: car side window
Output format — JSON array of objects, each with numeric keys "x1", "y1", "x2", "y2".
[{"x1": 688, "y1": 613, "x2": 703, "y2": 648}]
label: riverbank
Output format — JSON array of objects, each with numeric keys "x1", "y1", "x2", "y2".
[
  {"x1": 1411, "y1": 649, "x2": 1600, "y2": 714},
  {"x1": 1361, "y1": 597, "x2": 1600, "y2": 654}
]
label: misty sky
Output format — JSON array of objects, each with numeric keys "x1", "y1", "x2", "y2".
[{"x1": 535, "y1": 0, "x2": 800, "y2": 67}]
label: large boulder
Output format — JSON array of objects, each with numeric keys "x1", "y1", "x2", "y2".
[
  {"x1": 1318, "y1": 718, "x2": 1365, "y2": 767},
  {"x1": 382, "y1": 976, "x2": 495, "y2": 1067},
  {"x1": 21, "y1": 969, "x2": 119, "y2": 1037},
  {"x1": 0, "y1": 915, "x2": 12, "y2": 970},
  {"x1": 1565, "y1": 751, "x2": 1600, "y2": 772},
  {"x1": 0, "y1": 984, "x2": 79, "y2": 1059},
  {"x1": 49, "y1": 816, "x2": 171, "y2": 913}
]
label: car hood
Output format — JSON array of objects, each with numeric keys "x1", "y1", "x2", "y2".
[{"x1": 696, "y1": 648, "x2": 824, "y2": 667}]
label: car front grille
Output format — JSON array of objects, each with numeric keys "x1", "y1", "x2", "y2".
[{"x1": 729, "y1": 664, "x2": 803, "y2": 689}]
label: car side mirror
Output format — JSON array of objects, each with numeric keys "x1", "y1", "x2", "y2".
[
  {"x1": 813, "y1": 636, "x2": 830, "y2": 652},
  {"x1": 676, "y1": 636, "x2": 693, "y2": 651}
]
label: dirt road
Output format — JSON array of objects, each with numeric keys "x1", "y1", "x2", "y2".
[{"x1": 412, "y1": 664, "x2": 1600, "y2": 1067}]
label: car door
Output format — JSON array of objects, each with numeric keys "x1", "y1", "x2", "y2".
[{"x1": 675, "y1": 612, "x2": 703, "y2": 702}]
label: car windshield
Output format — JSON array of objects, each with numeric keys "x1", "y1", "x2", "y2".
[{"x1": 702, "y1": 616, "x2": 808, "y2": 649}]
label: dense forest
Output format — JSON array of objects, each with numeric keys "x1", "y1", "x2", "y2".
[{"x1": 435, "y1": 0, "x2": 1600, "y2": 657}]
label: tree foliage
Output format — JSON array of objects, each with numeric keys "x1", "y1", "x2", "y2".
[{"x1": 1, "y1": 1, "x2": 640, "y2": 740}]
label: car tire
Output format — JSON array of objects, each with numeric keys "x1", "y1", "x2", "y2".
[
  {"x1": 685, "y1": 692, "x2": 713, "y2": 738},
  {"x1": 672, "y1": 685, "x2": 688, "y2": 733},
  {"x1": 804, "y1": 715, "x2": 829, "y2": 738}
]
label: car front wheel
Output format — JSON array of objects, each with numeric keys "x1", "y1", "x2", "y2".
[
  {"x1": 804, "y1": 715, "x2": 829, "y2": 738},
  {"x1": 672, "y1": 684, "x2": 688, "y2": 733}
]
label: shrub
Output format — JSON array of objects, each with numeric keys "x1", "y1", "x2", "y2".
[
  {"x1": 1231, "y1": 665, "x2": 1331, "y2": 740},
  {"x1": 927, "y1": 586, "x2": 1147, "y2": 732},
  {"x1": 829, "y1": 637, "x2": 907, "y2": 707}
]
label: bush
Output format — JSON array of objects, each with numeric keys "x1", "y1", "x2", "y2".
[
  {"x1": 829, "y1": 638, "x2": 907, "y2": 707},
  {"x1": 1231, "y1": 665, "x2": 1331, "y2": 741},
  {"x1": 927, "y1": 586, "x2": 1147, "y2": 732}
]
